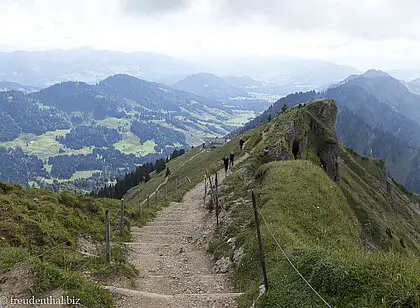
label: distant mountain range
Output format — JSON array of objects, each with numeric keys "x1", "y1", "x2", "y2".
[
  {"x1": 389, "y1": 69, "x2": 420, "y2": 82},
  {"x1": 0, "y1": 81, "x2": 41, "y2": 93},
  {"x1": 0, "y1": 74, "x2": 260, "y2": 189},
  {"x1": 0, "y1": 48, "x2": 361, "y2": 97},
  {"x1": 236, "y1": 70, "x2": 420, "y2": 193},
  {"x1": 406, "y1": 78, "x2": 420, "y2": 94},
  {"x1": 172, "y1": 73, "x2": 271, "y2": 112},
  {"x1": 0, "y1": 47, "x2": 195, "y2": 87},
  {"x1": 173, "y1": 73, "x2": 249, "y2": 101}
]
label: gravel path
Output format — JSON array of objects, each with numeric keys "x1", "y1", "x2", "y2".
[{"x1": 105, "y1": 155, "x2": 248, "y2": 308}]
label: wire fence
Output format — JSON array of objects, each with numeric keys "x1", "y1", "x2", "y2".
[
  {"x1": 132, "y1": 176, "x2": 192, "y2": 209},
  {"x1": 240, "y1": 195, "x2": 333, "y2": 308},
  {"x1": 258, "y1": 207, "x2": 333, "y2": 308}
]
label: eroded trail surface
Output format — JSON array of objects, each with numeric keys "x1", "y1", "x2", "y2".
[{"x1": 106, "y1": 164, "x2": 244, "y2": 307}]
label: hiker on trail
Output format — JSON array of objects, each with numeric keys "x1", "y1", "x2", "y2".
[
  {"x1": 223, "y1": 157, "x2": 229, "y2": 174},
  {"x1": 239, "y1": 138, "x2": 245, "y2": 151},
  {"x1": 229, "y1": 152, "x2": 235, "y2": 168}
]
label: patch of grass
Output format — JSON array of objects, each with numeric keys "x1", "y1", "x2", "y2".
[
  {"x1": 113, "y1": 133, "x2": 156, "y2": 157},
  {"x1": 0, "y1": 182, "x2": 134, "y2": 307},
  {"x1": 34, "y1": 261, "x2": 114, "y2": 308},
  {"x1": 70, "y1": 170, "x2": 102, "y2": 181},
  {"x1": 226, "y1": 110, "x2": 256, "y2": 126},
  {"x1": 0, "y1": 130, "x2": 70, "y2": 161}
]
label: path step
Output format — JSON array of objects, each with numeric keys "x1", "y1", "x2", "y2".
[
  {"x1": 133, "y1": 273, "x2": 233, "y2": 295},
  {"x1": 106, "y1": 286, "x2": 243, "y2": 299}
]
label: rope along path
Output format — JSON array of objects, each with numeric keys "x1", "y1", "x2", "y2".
[{"x1": 258, "y1": 210, "x2": 333, "y2": 308}]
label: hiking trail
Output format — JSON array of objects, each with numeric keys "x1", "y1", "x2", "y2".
[{"x1": 105, "y1": 153, "x2": 249, "y2": 308}]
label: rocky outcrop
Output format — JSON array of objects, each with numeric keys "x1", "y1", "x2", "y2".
[
  {"x1": 263, "y1": 100, "x2": 340, "y2": 183},
  {"x1": 317, "y1": 141, "x2": 340, "y2": 183},
  {"x1": 405, "y1": 152, "x2": 420, "y2": 193}
]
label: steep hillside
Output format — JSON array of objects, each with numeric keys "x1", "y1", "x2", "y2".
[
  {"x1": 0, "y1": 181, "x2": 137, "y2": 307},
  {"x1": 234, "y1": 71, "x2": 420, "y2": 192},
  {"x1": 336, "y1": 107, "x2": 418, "y2": 184},
  {"x1": 0, "y1": 74, "x2": 259, "y2": 190},
  {"x1": 125, "y1": 99, "x2": 419, "y2": 307}
]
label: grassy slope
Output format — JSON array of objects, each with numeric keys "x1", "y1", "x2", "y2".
[
  {"x1": 339, "y1": 146, "x2": 420, "y2": 256},
  {"x1": 0, "y1": 182, "x2": 136, "y2": 307},
  {"x1": 218, "y1": 158, "x2": 419, "y2": 307},
  {"x1": 123, "y1": 128, "x2": 259, "y2": 212}
]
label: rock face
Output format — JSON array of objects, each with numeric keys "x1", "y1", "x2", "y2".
[
  {"x1": 405, "y1": 152, "x2": 420, "y2": 192},
  {"x1": 263, "y1": 99, "x2": 340, "y2": 183}
]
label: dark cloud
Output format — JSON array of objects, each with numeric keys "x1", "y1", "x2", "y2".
[
  {"x1": 214, "y1": 0, "x2": 420, "y2": 39},
  {"x1": 120, "y1": 0, "x2": 192, "y2": 16}
]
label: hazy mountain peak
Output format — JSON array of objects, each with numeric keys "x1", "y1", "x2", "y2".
[
  {"x1": 101, "y1": 73, "x2": 144, "y2": 83},
  {"x1": 0, "y1": 81, "x2": 41, "y2": 93},
  {"x1": 173, "y1": 72, "x2": 248, "y2": 101},
  {"x1": 179, "y1": 72, "x2": 224, "y2": 82},
  {"x1": 362, "y1": 69, "x2": 391, "y2": 78}
]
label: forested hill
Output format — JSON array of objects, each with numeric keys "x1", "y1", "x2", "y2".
[
  {"x1": 233, "y1": 70, "x2": 420, "y2": 193},
  {"x1": 33, "y1": 74, "x2": 230, "y2": 114},
  {"x1": 0, "y1": 74, "x2": 260, "y2": 191}
]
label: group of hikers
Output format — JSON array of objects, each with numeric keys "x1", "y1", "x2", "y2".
[{"x1": 222, "y1": 138, "x2": 245, "y2": 174}]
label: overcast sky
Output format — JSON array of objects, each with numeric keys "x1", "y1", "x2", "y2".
[{"x1": 0, "y1": 0, "x2": 419, "y2": 70}]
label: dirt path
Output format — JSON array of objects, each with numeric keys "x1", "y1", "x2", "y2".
[{"x1": 105, "y1": 154, "x2": 248, "y2": 308}]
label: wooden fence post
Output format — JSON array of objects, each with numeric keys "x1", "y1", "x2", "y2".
[
  {"x1": 105, "y1": 208, "x2": 111, "y2": 263},
  {"x1": 251, "y1": 190, "x2": 269, "y2": 291},
  {"x1": 215, "y1": 172, "x2": 219, "y2": 226},
  {"x1": 155, "y1": 190, "x2": 158, "y2": 204},
  {"x1": 204, "y1": 174, "x2": 207, "y2": 198},
  {"x1": 147, "y1": 195, "x2": 150, "y2": 208},
  {"x1": 208, "y1": 176, "x2": 215, "y2": 210},
  {"x1": 165, "y1": 184, "x2": 168, "y2": 200},
  {"x1": 120, "y1": 198, "x2": 125, "y2": 236}
]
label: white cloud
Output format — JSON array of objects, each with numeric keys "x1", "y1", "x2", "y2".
[
  {"x1": 0, "y1": 0, "x2": 419, "y2": 70},
  {"x1": 120, "y1": 0, "x2": 192, "y2": 16},
  {"x1": 213, "y1": 0, "x2": 420, "y2": 39}
]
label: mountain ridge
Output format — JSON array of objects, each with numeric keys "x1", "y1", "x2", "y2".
[{"x1": 233, "y1": 70, "x2": 420, "y2": 192}]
